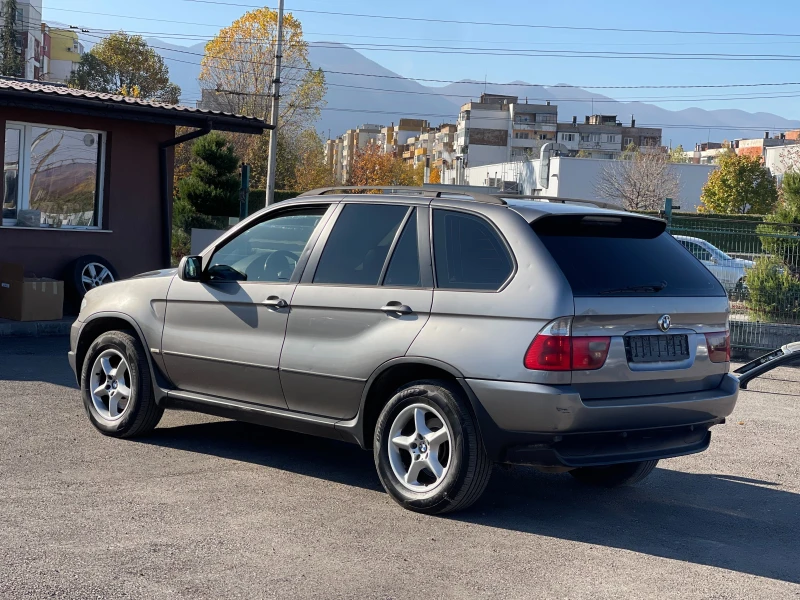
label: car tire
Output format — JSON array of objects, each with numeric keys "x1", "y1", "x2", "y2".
[
  {"x1": 569, "y1": 460, "x2": 659, "y2": 487},
  {"x1": 66, "y1": 254, "x2": 118, "y2": 302},
  {"x1": 373, "y1": 379, "x2": 491, "y2": 515},
  {"x1": 80, "y1": 330, "x2": 163, "y2": 438}
]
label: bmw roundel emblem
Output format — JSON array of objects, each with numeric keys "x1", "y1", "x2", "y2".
[{"x1": 658, "y1": 314, "x2": 671, "y2": 332}]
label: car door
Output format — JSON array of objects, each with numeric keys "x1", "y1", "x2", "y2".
[
  {"x1": 161, "y1": 204, "x2": 332, "y2": 408},
  {"x1": 279, "y1": 201, "x2": 434, "y2": 419}
]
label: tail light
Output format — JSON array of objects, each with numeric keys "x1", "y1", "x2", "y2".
[
  {"x1": 705, "y1": 331, "x2": 730, "y2": 363},
  {"x1": 524, "y1": 317, "x2": 611, "y2": 371}
]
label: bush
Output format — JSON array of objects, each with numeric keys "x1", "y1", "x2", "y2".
[
  {"x1": 758, "y1": 171, "x2": 800, "y2": 272},
  {"x1": 744, "y1": 256, "x2": 800, "y2": 323}
]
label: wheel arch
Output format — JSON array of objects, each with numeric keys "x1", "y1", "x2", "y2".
[
  {"x1": 75, "y1": 312, "x2": 165, "y2": 401},
  {"x1": 336, "y1": 357, "x2": 481, "y2": 450}
]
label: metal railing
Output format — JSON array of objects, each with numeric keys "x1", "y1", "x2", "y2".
[{"x1": 667, "y1": 213, "x2": 800, "y2": 351}]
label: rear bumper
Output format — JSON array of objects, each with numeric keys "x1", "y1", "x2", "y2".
[{"x1": 462, "y1": 373, "x2": 739, "y2": 466}]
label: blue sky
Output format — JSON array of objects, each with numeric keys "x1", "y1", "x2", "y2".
[{"x1": 43, "y1": 0, "x2": 800, "y2": 118}]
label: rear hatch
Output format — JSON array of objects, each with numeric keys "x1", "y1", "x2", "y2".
[{"x1": 532, "y1": 213, "x2": 730, "y2": 400}]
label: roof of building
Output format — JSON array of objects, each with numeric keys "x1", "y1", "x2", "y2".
[{"x1": 0, "y1": 78, "x2": 271, "y2": 134}]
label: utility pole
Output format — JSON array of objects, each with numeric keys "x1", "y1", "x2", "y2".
[{"x1": 265, "y1": 0, "x2": 285, "y2": 206}]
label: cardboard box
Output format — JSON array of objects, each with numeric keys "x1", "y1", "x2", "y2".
[{"x1": 0, "y1": 262, "x2": 64, "y2": 321}]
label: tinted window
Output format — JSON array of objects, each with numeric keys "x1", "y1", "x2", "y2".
[
  {"x1": 209, "y1": 208, "x2": 326, "y2": 282},
  {"x1": 383, "y1": 211, "x2": 420, "y2": 287},
  {"x1": 314, "y1": 204, "x2": 409, "y2": 285},
  {"x1": 533, "y1": 215, "x2": 724, "y2": 297},
  {"x1": 433, "y1": 209, "x2": 513, "y2": 290}
]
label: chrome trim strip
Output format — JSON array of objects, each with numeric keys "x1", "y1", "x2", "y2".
[
  {"x1": 279, "y1": 367, "x2": 366, "y2": 382},
  {"x1": 161, "y1": 350, "x2": 278, "y2": 371}
]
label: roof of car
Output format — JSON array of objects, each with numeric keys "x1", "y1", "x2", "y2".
[{"x1": 282, "y1": 190, "x2": 659, "y2": 223}]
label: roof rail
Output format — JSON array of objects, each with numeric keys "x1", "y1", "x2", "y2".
[
  {"x1": 298, "y1": 186, "x2": 618, "y2": 210},
  {"x1": 496, "y1": 194, "x2": 619, "y2": 210},
  {"x1": 298, "y1": 185, "x2": 506, "y2": 205}
]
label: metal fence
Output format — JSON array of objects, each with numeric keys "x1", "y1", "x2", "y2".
[{"x1": 666, "y1": 214, "x2": 800, "y2": 352}]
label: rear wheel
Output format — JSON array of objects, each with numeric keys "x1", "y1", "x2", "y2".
[
  {"x1": 80, "y1": 330, "x2": 163, "y2": 438},
  {"x1": 374, "y1": 380, "x2": 491, "y2": 515},
  {"x1": 569, "y1": 460, "x2": 659, "y2": 487}
]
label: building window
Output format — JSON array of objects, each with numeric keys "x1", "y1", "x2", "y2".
[
  {"x1": 538, "y1": 134, "x2": 548, "y2": 140},
  {"x1": 561, "y1": 133, "x2": 575, "y2": 142},
  {"x1": 536, "y1": 114, "x2": 556, "y2": 124},
  {"x1": 606, "y1": 135, "x2": 616, "y2": 143},
  {"x1": 2, "y1": 123, "x2": 105, "y2": 229},
  {"x1": 514, "y1": 132, "x2": 530, "y2": 140}
]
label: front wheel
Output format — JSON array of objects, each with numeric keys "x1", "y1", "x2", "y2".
[
  {"x1": 374, "y1": 380, "x2": 491, "y2": 515},
  {"x1": 80, "y1": 330, "x2": 163, "y2": 438},
  {"x1": 569, "y1": 460, "x2": 659, "y2": 487}
]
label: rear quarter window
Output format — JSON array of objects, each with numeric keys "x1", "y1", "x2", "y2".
[{"x1": 532, "y1": 214, "x2": 725, "y2": 297}]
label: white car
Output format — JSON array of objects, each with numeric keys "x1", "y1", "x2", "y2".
[{"x1": 674, "y1": 235, "x2": 754, "y2": 293}]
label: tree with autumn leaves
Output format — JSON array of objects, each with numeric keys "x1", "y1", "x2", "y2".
[
  {"x1": 199, "y1": 8, "x2": 326, "y2": 188},
  {"x1": 348, "y1": 144, "x2": 423, "y2": 188}
]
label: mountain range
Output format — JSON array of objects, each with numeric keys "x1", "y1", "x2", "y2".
[{"x1": 151, "y1": 38, "x2": 800, "y2": 149}]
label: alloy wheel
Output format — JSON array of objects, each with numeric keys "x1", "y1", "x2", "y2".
[
  {"x1": 387, "y1": 403, "x2": 452, "y2": 492},
  {"x1": 81, "y1": 262, "x2": 115, "y2": 292},
  {"x1": 89, "y1": 349, "x2": 132, "y2": 421}
]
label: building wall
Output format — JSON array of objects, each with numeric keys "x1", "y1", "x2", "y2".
[
  {"x1": 0, "y1": 107, "x2": 175, "y2": 279},
  {"x1": 453, "y1": 157, "x2": 716, "y2": 212}
]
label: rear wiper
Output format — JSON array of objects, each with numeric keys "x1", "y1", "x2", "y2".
[{"x1": 599, "y1": 281, "x2": 667, "y2": 294}]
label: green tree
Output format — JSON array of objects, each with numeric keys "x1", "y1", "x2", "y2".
[
  {"x1": 744, "y1": 255, "x2": 800, "y2": 323},
  {"x1": 0, "y1": 0, "x2": 22, "y2": 77},
  {"x1": 68, "y1": 32, "x2": 180, "y2": 103},
  {"x1": 758, "y1": 171, "x2": 800, "y2": 271},
  {"x1": 292, "y1": 129, "x2": 335, "y2": 192},
  {"x1": 176, "y1": 133, "x2": 241, "y2": 217},
  {"x1": 699, "y1": 151, "x2": 778, "y2": 214},
  {"x1": 669, "y1": 144, "x2": 687, "y2": 163}
]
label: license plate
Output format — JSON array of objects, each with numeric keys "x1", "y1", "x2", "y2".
[{"x1": 625, "y1": 335, "x2": 690, "y2": 363}]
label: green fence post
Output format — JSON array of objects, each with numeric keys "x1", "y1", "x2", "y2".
[
  {"x1": 663, "y1": 197, "x2": 673, "y2": 232},
  {"x1": 239, "y1": 163, "x2": 251, "y2": 220}
]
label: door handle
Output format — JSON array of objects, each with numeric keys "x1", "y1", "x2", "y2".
[
  {"x1": 263, "y1": 296, "x2": 288, "y2": 309},
  {"x1": 381, "y1": 301, "x2": 413, "y2": 315}
]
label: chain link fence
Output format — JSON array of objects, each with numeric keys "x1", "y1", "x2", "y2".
[{"x1": 667, "y1": 214, "x2": 800, "y2": 352}]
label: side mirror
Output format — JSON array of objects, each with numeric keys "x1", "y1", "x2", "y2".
[{"x1": 179, "y1": 255, "x2": 203, "y2": 281}]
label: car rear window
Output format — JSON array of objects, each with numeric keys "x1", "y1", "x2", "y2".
[{"x1": 532, "y1": 214, "x2": 724, "y2": 297}]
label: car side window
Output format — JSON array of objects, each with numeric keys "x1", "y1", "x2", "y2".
[
  {"x1": 314, "y1": 204, "x2": 410, "y2": 286},
  {"x1": 208, "y1": 208, "x2": 327, "y2": 282},
  {"x1": 383, "y1": 210, "x2": 421, "y2": 287},
  {"x1": 685, "y1": 242, "x2": 712, "y2": 262},
  {"x1": 432, "y1": 209, "x2": 513, "y2": 290}
]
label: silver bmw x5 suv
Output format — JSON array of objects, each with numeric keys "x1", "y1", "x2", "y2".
[{"x1": 68, "y1": 187, "x2": 739, "y2": 514}]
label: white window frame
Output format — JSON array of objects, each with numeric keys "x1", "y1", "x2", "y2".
[{"x1": 5, "y1": 121, "x2": 106, "y2": 230}]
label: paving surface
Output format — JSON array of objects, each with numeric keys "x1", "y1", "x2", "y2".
[{"x1": 1, "y1": 338, "x2": 799, "y2": 599}]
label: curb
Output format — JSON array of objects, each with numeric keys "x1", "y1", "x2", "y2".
[{"x1": 0, "y1": 319, "x2": 74, "y2": 338}]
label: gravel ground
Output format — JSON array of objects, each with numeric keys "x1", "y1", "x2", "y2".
[{"x1": 1, "y1": 337, "x2": 798, "y2": 599}]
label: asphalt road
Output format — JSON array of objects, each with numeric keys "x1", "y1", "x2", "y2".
[{"x1": 1, "y1": 337, "x2": 799, "y2": 599}]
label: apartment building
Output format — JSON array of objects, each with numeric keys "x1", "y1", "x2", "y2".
[
  {"x1": 556, "y1": 115, "x2": 662, "y2": 159},
  {"x1": 1, "y1": 0, "x2": 43, "y2": 80},
  {"x1": 433, "y1": 123, "x2": 457, "y2": 170},
  {"x1": 736, "y1": 132, "x2": 799, "y2": 160},
  {"x1": 323, "y1": 124, "x2": 383, "y2": 184},
  {"x1": 455, "y1": 94, "x2": 558, "y2": 167},
  {"x1": 47, "y1": 27, "x2": 83, "y2": 83}
]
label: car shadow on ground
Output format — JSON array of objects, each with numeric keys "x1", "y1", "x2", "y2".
[{"x1": 143, "y1": 419, "x2": 799, "y2": 585}]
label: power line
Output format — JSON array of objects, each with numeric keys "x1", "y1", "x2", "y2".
[
  {"x1": 101, "y1": 35, "x2": 800, "y2": 93},
  {"x1": 174, "y1": 0, "x2": 800, "y2": 39}
]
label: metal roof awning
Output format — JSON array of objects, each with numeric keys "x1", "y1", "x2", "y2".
[{"x1": 0, "y1": 78, "x2": 271, "y2": 135}]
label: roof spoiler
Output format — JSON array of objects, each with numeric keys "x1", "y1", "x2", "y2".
[{"x1": 299, "y1": 186, "x2": 617, "y2": 210}]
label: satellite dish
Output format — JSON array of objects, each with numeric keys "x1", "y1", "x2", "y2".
[{"x1": 83, "y1": 134, "x2": 95, "y2": 147}]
